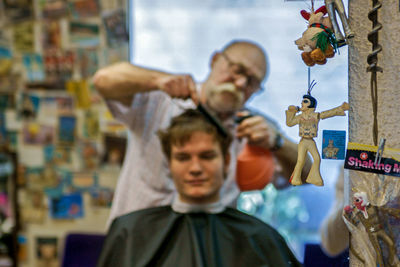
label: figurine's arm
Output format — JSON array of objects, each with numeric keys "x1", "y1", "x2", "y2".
[
  {"x1": 381, "y1": 207, "x2": 400, "y2": 219},
  {"x1": 343, "y1": 205, "x2": 359, "y2": 226},
  {"x1": 285, "y1": 106, "x2": 301, "y2": 127},
  {"x1": 320, "y1": 102, "x2": 349, "y2": 120}
]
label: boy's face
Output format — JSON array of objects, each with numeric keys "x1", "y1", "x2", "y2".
[{"x1": 169, "y1": 131, "x2": 229, "y2": 204}]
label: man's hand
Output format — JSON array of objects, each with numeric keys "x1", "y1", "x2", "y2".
[
  {"x1": 236, "y1": 116, "x2": 277, "y2": 149},
  {"x1": 157, "y1": 74, "x2": 198, "y2": 104}
]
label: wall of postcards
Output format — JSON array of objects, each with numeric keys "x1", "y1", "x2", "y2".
[{"x1": 0, "y1": 0, "x2": 129, "y2": 266}]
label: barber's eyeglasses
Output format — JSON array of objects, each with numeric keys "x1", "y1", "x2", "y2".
[{"x1": 220, "y1": 52, "x2": 262, "y2": 92}]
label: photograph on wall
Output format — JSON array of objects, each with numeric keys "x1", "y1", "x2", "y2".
[
  {"x1": 36, "y1": 236, "x2": 59, "y2": 267},
  {"x1": 79, "y1": 141, "x2": 99, "y2": 170},
  {"x1": 23, "y1": 122, "x2": 54, "y2": 145},
  {"x1": 83, "y1": 109, "x2": 99, "y2": 139},
  {"x1": 49, "y1": 193, "x2": 84, "y2": 219},
  {"x1": 0, "y1": 74, "x2": 20, "y2": 92},
  {"x1": 42, "y1": 20, "x2": 62, "y2": 49},
  {"x1": 39, "y1": 0, "x2": 68, "y2": 19},
  {"x1": 13, "y1": 22, "x2": 34, "y2": 53},
  {"x1": 322, "y1": 130, "x2": 346, "y2": 160},
  {"x1": 3, "y1": 0, "x2": 34, "y2": 22},
  {"x1": 68, "y1": 0, "x2": 100, "y2": 19},
  {"x1": 58, "y1": 115, "x2": 76, "y2": 145},
  {"x1": 53, "y1": 145, "x2": 72, "y2": 166},
  {"x1": 25, "y1": 166, "x2": 58, "y2": 190},
  {"x1": 18, "y1": 93, "x2": 40, "y2": 119},
  {"x1": 102, "y1": 9, "x2": 129, "y2": 47},
  {"x1": 66, "y1": 80, "x2": 91, "y2": 108},
  {"x1": 102, "y1": 134, "x2": 127, "y2": 167},
  {"x1": 43, "y1": 50, "x2": 75, "y2": 86},
  {"x1": 76, "y1": 47, "x2": 98, "y2": 78},
  {"x1": 90, "y1": 186, "x2": 113, "y2": 207},
  {"x1": 21, "y1": 190, "x2": 46, "y2": 224},
  {"x1": 55, "y1": 95, "x2": 74, "y2": 113},
  {"x1": 22, "y1": 53, "x2": 46, "y2": 82},
  {"x1": 0, "y1": 113, "x2": 7, "y2": 145},
  {"x1": 0, "y1": 92, "x2": 15, "y2": 111},
  {"x1": 71, "y1": 171, "x2": 98, "y2": 190},
  {"x1": 103, "y1": 43, "x2": 129, "y2": 65},
  {"x1": 0, "y1": 46, "x2": 12, "y2": 77},
  {"x1": 69, "y1": 21, "x2": 100, "y2": 47}
]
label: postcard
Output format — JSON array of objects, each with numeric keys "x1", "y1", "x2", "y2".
[
  {"x1": 102, "y1": 9, "x2": 129, "y2": 47},
  {"x1": 0, "y1": 92, "x2": 16, "y2": 111},
  {"x1": 76, "y1": 47, "x2": 98, "y2": 78},
  {"x1": 49, "y1": 193, "x2": 84, "y2": 219},
  {"x1": 13, "y1": 22, "x2": 34, "y2": 53},
  {"x1": 53, "y1": 145, "x2": 72, "y2": 166},
  {"x1": 66, "y1": 80, "x2": 91, "y2": 108},
  {"x1": 0, "y1": 46, "x2": 12, "y2": 76},
  {"x1": 23, "y1": 122, "x2": 54, "y2": 145},
  {"x1": 69, "y1": 21, "x2": 100, "y2": 47},
  {"x1": 3, "y1": 0, "x2": 34, "y2": 22},
  {"x1": 321, "y1": 130, "x2": 346, "y2": 160},
  {"x1": 103, "y1": 43, "x2": 129, "y2": 65},
  {"x1": 71, "y1": 172, "x2": 98, "y2": 190},
  {"x1": 58, "y1": 115, "x2": 76, "y2": 145},
  {"x1": 22, "y1": 53, "x2": 45, "y2": 82},
  {"x1": 21, "y1": 190, "x2": 46, "y2": 224},
  {"x1": 40, "y1": 0, "x2": 68, "y2": 19},
  {"x1": 18, "y1": 93, "x2": 40, "y2": 119},
  {"x1": 90, "y1": 187, "x2": 113, "y2": 207},
  {"x1": 43, "y1": 50, "x2": 75, "y2": 86},
  {"x1": 68, "y1": 0, "x2": 100, "y2": 19},
  {"x1": 36, "y1": 236, "x2": 58, "y2": 267},
  {"x1": 83, "y1": 109, "x2": 99, "y2": 139},
  {"x1": 42, "y1": 20, "x2": 62, "y2": 49},
  {"x1": 79, "y1": 141, "x2": 99, "y2": 170},
  {"x1": 102, "y1": 134, "x2": 127, "y2": 166}
]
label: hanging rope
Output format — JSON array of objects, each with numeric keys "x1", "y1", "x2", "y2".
[{"x1": 366, "y1": 0, "x2": 383, "y2": 146}]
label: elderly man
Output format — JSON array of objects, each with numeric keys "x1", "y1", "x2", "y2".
[
  {"x1": 97, "y1": 109, "x2": 301, "y2": 267},
  {"x1": 93, "y1": 40, "x2": 311, "y2": 223}
]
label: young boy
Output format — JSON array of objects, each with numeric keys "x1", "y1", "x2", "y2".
[{"x1": 97, "y1": 109, "x2": 301, "y2": 267}]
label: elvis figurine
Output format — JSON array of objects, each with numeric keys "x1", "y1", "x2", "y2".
[{"x1": 285, "y1": 83, "x2": 349, "y2": 186}]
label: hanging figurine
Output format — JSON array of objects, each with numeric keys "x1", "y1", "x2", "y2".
[
  {"x1": 324, "y1": 0, "x2": 354, "y2": 46},
  {"x1": 343, "y1": 192, "x2": 400, "y2": 267},
  {"x1": 285, "y1": 81, "x2": 349, "y2": 186},
  {"x1": 295, "y1": 5, "x2": 337, "y2": 67}
]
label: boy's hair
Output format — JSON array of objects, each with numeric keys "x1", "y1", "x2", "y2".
[{"x1": 158, "y1": 109, "x2": 232, "y2": 160}]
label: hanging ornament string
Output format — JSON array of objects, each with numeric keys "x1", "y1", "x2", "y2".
[{"x1": 366, "y1": 0, "x2": 383, "y2": 146}]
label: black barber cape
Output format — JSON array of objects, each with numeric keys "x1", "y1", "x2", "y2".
[{"x1": 97, "y1": 205, "x2": 301, "y2": 267}]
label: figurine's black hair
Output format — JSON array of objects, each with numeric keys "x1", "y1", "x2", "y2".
[
  {"x1": 303, "y1": 80, "x2": 317, "y2": 108},
  {"x1": 303, "y1": 94, "x2": 317, "y2": 108}
]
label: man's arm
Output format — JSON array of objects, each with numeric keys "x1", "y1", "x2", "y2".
[{"x1": 93, "y1": 62, "x2": 197, "y2": 104}]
